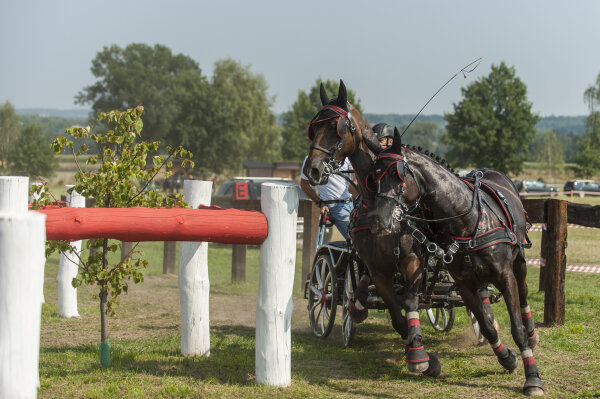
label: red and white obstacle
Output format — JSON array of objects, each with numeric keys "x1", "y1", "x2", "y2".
[{"x1": 0, "y1": 176, "x2": 298, "y2": 398}]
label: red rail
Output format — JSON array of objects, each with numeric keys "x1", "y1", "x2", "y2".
[{"x1": 33, "y1": 206, "x2": 267, "y2": 245}]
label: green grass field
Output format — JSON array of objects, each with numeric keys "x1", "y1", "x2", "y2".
[{"x1": 37, "y1": 229, "x2": 600, "y2": 398}]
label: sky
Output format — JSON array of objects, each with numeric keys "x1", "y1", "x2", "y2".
[{"x1": 2, "y1": 0, "x2": 599, "y2": 117}]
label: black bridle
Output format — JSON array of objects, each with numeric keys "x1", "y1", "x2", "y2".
[{"x1": 307, "y1": 103, "x2": 358, "y2": 175}]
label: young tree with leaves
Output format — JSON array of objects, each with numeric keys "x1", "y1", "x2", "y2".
[
  {"x1": 8, "y1": 123, "x2": 58, "y2": 177},
  {"x1": 575, "y1": 73, "x2": 600, "y2": 177},
  {"x1": 33, "y1": 106, "x2": 193, "y2": 366},
  {"x1": 0, "y1": 101, "x2": 20, "y2": 172},
  {"x1": 281, "y1": 79, "x2": 363, "y2": 161},
  {"x1": 530, "y1": 130, "x2": 564, "y2": 181},
  {"x1": 443, "y1": 62, "x2": 539, "y2": 175}
]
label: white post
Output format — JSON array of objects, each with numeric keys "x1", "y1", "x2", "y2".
[
  {"x1": 0, "y1": 176, "x2": 29, "y2": 214},
  {"x1": 178, "y1": 180, "x2": 212, "y2": 356},
  {"x1": 0, "y1": 176, "x2": 46, "y2": 399},
  {"x1": 255, "y1": 183, "x2": 298, "y2": 387},
  {"x1": 57, "y1": 186, "x2": 85, "y2": 318}
]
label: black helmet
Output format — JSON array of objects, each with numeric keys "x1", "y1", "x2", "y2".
[{"x1": 372, "y1": 123, "x2": 395, "y2": 140}]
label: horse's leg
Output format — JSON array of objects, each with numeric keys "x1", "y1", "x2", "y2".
[
  {"x1": 455, "y1": 279, "x2": 519, "y2": 373},
  {"x1": 400, "y1": 253, "x2": 441, "y2": 377},
  {"x1": 513, "y1": 249, "x2": 539, "y2": 349},
  {"x1": 496, "y1": 268, "x2": 544, "y2": 396}
]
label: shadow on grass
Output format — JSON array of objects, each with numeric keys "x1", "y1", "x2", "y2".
[{"x1": 40, "y1": 322, "x2": 524, "y2": 395}]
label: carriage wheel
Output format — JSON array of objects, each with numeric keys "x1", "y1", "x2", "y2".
[
  {"x1": 341, "y1": 266, "x2": 357, "y2": 347},
  {"x1": 308, "y1": 254, "x2": 337, "y2": 338},
  {"x1": 468, "y1": 309, "x2": 501, "y2": 345},
  {"x1": 426, "y1": 306, "x2": 456, "y2": 332}
]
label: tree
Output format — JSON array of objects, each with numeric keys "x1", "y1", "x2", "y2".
[
  {"x1": 0, "y1": 101, "x2": 20, "y2": 173},
  {"x1": 34, "y1": 106, "x2": 193, "y2": 366},
  {"x1": 281, "y1": 79, "x2": 363, "y2": 161},
  {"x1": 575, "y1": 73, "x2": 600, "y2": 177},
  {"x1": 210, "y1": 59, "x2": 281, "y2": 165},
  {"x1": 8, "y1": 123, "x2": 58, "y2": 177},
  {"x1": 530, "y1": 130, "x2": 564, "y2": 181},
  {"x1": 442, "y1": 62, "x2": 539, "y2": 174},
  {"x1": 76, "y1": 43, "x2": 205, "y2": 143},
  {"x1": 402, "y1": 122, "x2": 447, "y2": 156}
]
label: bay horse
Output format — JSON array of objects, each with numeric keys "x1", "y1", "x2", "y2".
[
  {"x1": 368, "y1": 128, "x2": 544, "y2": 395},
  {"x1": 304, "y1": 81, "x2": 443, "y2": 376}
]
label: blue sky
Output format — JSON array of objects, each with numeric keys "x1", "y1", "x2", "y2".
[{"x1": 2, "y1": 0, "x2": 599, "y2": 116}]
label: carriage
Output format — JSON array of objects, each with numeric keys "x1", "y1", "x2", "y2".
[{"x1": 304, "y1": 211, "x2": 466, "y2": 347}]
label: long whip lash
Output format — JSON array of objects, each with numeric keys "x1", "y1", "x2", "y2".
[{"x1": 400, "y1": 57, "x2": 483, "y2": 139}]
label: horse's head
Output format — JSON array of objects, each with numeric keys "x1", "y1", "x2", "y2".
[
  {"x1": 366, "y1": 128, "x2": 419, "y2": 234},
  {"x1": 303, "y1": 80, "x2": 381, "y2": 185}
]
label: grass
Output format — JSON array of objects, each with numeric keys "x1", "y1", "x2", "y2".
[{"x1": 37, "y1": 232, "x2": 600, "y2": 398}]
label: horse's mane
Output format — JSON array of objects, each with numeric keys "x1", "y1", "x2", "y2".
[{"x1": 404, "y1": 144, "x2": 458, "y2": 177}]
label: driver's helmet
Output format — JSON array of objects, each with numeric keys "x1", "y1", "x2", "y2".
[{"x1": 372, "y1": 123, "x2": 395, "y2": 140}]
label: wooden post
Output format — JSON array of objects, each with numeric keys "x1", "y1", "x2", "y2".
[
  {"x1": 121, "y1": 241, "x2": 133, "y2": 261},
  {"x1": 178, "y1": 180, "x2": 212, "y2": 356},
  {"x1": 256, "y1": 183, "x2": 298, "y2": 387},
  {"x1": 538, "y1": 212, "x2": 548, "y2": 292},
  {"x1": 301, "y1": 200, "x2": 320, "y2": 289},
  {"x1": 163, "y1": 241, "x2": 176, "y2": 274},
  {"x1": 232, "y1": 245, "x2": 246, "y2": 282},
  {"x1": 543, "y1": 199, "x2": 567, "y2": 326},
  {"x1": 0, "y1": 176, "x2": 46, "y2": 399},
  {"x1": 57, "y1": 186, "x2": 85, "y2": 318}
]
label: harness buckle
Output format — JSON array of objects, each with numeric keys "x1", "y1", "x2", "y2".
[
  {"x1": 411, "y1": 228, "x2": 427, "y2": 244},
  {"x1": 468, "y1": 238, "x2": 477, "y2": 249},
  {"x1": 394, "y1": 247, "x2": 401, "y2": 257}
]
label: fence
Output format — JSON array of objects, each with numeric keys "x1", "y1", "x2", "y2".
[{"x1": 0, "y1": 177, "x2": 298, "y2": 398}]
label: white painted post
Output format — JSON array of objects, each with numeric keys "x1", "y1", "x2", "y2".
[
  {"x1": 255, "y1": 183, "x2": 298, "y2": 387},
  {"x1": 0, "y1": 176, "x2": 46, "y2": 399},
  {"x1": 0, "y1": 176, "x2": 29, "y2": 213},
  {"x1": 178, "y1": 180, "x2": 212, "y2": 356},
  {"x1": 57, "y1": 186, "x2": 85, "y2": 318}
]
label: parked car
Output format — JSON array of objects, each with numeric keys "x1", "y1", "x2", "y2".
[
  {"x1": 517, "y1": 180, "x2": 559, "y2": 196},
  {"x1": 563, "y1": 180, "x2": 600, "y2": 197},
  {"x1": 215, "y1": 177, "x2": 310, "y2": 239}
]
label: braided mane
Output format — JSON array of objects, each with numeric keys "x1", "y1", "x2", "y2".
[{"x1": 404, "y1": 144, "x2": 458, "y2": 177}]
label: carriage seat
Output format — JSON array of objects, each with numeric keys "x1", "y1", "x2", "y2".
[{"x1": 326, "y1": 240, "x2": 351, "y2": 248}]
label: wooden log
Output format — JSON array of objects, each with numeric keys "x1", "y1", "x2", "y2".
[
  {"x1": 57, "y1": 186, "x2": 85, "y2": 318},
  {"x1": 178, "y1": 180, "x2": 212, "y2": 357},
  {"x1": 255, "y1": 183, "x2": 298, "y2": 387},
  {"x1": 232, "y1": 244, "x2": 246, "y2": 282},
  {"x1": 521, "y1": 198, "x2": 546, "y2": 223},
  {"x1": 0, "y1": 176, "x2": 46, "y2": 399},
  {"x1": 543, "y1": 199, "x2": 567, "y2": 326},
  {"x1": 538, "y1": 216, "x2": 548, "y2": 292},
  {"x1": 566, "y1": 202, "x2": 600, "y2": 227},
  {"x1": 301, "y1": 200, "x2": 320, "y2": 290},
  {"x1": 34, "y1": 207, "x2": 267, "y2": 244},
  {"x1": 163, "y1": 241, "x2": 176, "y2": 274}
]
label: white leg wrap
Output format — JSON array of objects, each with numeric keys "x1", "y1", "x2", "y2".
[
  {"x1": 521, "y1": 305, "x2": 531, "y2": 314},
  {"x1": 406, "y1": 311, "x2": 419, "y2": 320},
  {"x1": 521, "y1": 348, "x2": 533, "y2": 359},
  {"x1": 490, "y1": 339, "x2": 502, "y2": 349}
]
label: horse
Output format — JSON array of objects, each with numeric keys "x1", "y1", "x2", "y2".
[
  {"x1": 368, "y1": 127, "x2": 544, "y2": 396},
  {"x1": 304, "y1": 80, "x2": 442, "y2": 376}
]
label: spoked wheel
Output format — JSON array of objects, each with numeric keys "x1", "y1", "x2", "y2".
[
  {"x1": 426, "y1": 306, "x2": 456, "y2": 332},
  {"x1": 308, "y1": 254, "x2": 337, "y2": 338},
  {"x1": 341, "y1": 266, "x2": 357, "y2": 347},
  {"x1": 468, "y1": 309, "x2": 500, "y2": 345}
]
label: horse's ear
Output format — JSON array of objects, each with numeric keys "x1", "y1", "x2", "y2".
[
  {"x1": 319, "y1": 83, "x2": 329, "y2": 106},
  {"x1": 338, "y1": 80, "x2": 347, "y2": 106},
  {"x1": 391, "y1": 127, "x2": 403, "y2": 154}
]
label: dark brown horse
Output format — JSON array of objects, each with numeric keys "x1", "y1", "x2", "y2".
[
  {"x1": 304, "y1": 81, "x2": 441, "y2": 376},
  {"x1": 368, "y1": 128, "x2": 544, "y2": 396}
]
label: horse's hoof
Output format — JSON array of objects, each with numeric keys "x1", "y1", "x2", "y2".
[
  {"x1": 498, "y1": 348, "x2": 519, "y2": 372},
  {"x1": 528, "y1": 331, "x2": 539, "y2": 350},
  {"x1": 524, "y1": 376, "x2": 544, "y2": 396},
  {"x1": 405, "y1": 344, "x2": 430, "y2": 373},
  {"x1": 422, "y1": 353, "x2": 442, "y2": 377},
  {"x1": 348, "y1": 300, "x2": 368, "y2": 323}
]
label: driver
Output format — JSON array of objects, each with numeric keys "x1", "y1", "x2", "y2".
[{"x1": 372, "y1": 122, "x2": 395, "y2": 149}]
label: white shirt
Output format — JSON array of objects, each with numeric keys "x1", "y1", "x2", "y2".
[{"x1": 300, "y1": 156, "x2": 352, "y2": 201}]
